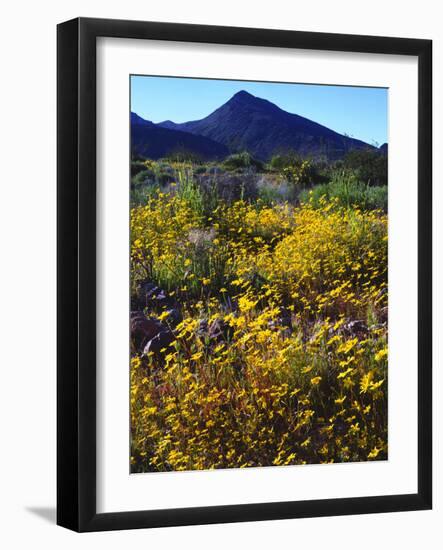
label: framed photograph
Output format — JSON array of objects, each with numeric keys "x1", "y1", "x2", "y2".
[{"x1": 57, "y1": 17, "x2": 432, "y2": 532}]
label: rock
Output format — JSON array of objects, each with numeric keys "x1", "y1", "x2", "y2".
[
  {"x1": 343, "y1": 319, "x2": 368, "y2": 336},
  {"x1": 143, "y1": 329, "x2": 175, "y2": 356},
  {"x1": 130, "y1": 311, "x2": 174, "y2": 354},
  {"x1": 137, "y1": 282, "x2": 168, "y2": 308},
  {"x1": 163, "y1": 307, "x2": 183, "y2": 327},
  {"x1": 197, "y1": 318, "x2": 233, "y2": 345},
  {"x1": 379, "y1": 306, "x2": 388, "y2": 325},
  {"x1": 131, "y1": 312, "x2": 162, "y2": 347},
  {"x1": 134, "y1": 281, "x2": 183, "y2": 327}
]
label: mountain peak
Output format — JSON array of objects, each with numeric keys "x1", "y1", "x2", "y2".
[
  {"x1": 131, "y1": 112, "x2": 153, "y2": 126},
  {"x1": 229, "y1": 90, "x2": 263, "y2": 106},
  {"x1": 232, "y1": 90, "x2": 256, "y2": 100},
  {"x1": 147, "y1": 93, "x2": 374, "y2": 161},
  {"x1": 226, "y1": 90, "x2": 279, "y2": 114}
]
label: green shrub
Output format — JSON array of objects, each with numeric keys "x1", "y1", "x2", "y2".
[
  {"x1": 270, "y1": 153, "x2": 319, "y2": 187},
  {"x1": 165, "y1": 148, "x2": 204, "y2": 164},
  {"x1": 256, "y1": 176, "x2": 293, "y2": 205},
  {"x1": 193, "y1": 164, "x2": 208, "y2": 175},
  {"x1": 156, "y1": 170, "x2": 175, "y2": 186},
  {"x1": 131, "y1": 160, "x2": 147, "y2": 177},
  {"x1": 131, "y1": 168, "x2": 156, "y2": 188},
  {"x1": 130, "y1": 183, "x2": 161, "y2": 207},
  {"x1": 223, "y1": 151, "x2": 264, "y2": 172},
  {"x1": 269, "y1": 153, "x2": 298, "y2": 170},
  {"x1": 300, "y1": 170, "x2": 387, "y2": 211},
  {"x1": 344, "y1": 149, "x2": 387, "y2": 186},
  {"x1": 176, "y1": 166, "x2": 205, "y2": 218}
]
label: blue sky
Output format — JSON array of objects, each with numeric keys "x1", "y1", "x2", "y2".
[{"x1": 131, "y1": 75, "x2": 388, "y2": 146}]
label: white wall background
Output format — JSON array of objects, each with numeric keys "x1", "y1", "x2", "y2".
[{"x1": 0, "y1": 1, "x2": 440, "y2": 547}]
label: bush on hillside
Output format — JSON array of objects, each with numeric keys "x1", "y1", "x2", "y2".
[
  {"x1": 299, "y1": 170, "x2": 387, "y2": 211},
  {"x1": 131, "y1": 168, "x2": 156, "y2": 189},
  {"x1": 343, "y1": 149, "x2": 387, "y2": 187},
  {"x1": 223, "y1": 151, "x2": 264, "y2": 172},
  {"x1": 270, "y1": 153, "x2": 320, "y2": 187}
]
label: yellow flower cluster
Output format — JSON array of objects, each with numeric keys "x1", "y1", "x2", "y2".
[{"x1": 130, "y1": 187, "x2": 388, "y2": 472}]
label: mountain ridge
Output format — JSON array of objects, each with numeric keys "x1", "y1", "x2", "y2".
[
  {"x1": 131, "y1": 112, "x2": 229, "y2": 160},
  {"x1": 157, "y1": 90, "x2": 375, "y2": 161}
]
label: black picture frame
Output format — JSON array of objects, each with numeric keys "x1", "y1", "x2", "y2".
[{"x1": 57, "y1": 17, "x2": 432, "y2": 532}]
